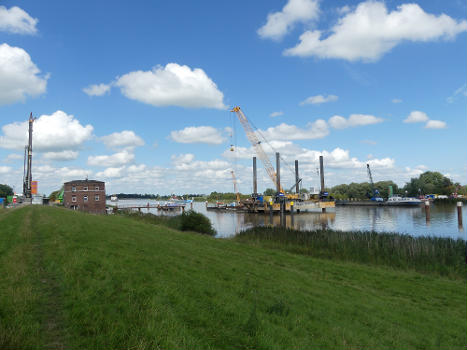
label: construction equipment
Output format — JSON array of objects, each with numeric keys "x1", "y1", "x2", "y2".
[
  {"x1": 23, "y1": 113, "x2": 35, "y2": 199},
  {"x1": 366, "y1": 163, "x2": 383, "y2": 201},
  {"x1": 230, "y1": 170, "x2": 241, "y2": 204},
  {"x1": 231, "y1": 106, "x2": 283, "y2": 193}
]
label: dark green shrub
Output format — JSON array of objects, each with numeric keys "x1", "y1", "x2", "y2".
[{"x1": 180, "y1": 210, "x2": 216, "y2": 235}]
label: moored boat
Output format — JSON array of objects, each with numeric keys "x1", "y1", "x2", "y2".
[{"x1": 386, "y1": 195, "x2": 422, "y2": 206}]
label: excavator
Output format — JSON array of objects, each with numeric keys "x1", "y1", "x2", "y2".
[{"x1": 367, "y1": 164, "x2": 383, "y2": 201}]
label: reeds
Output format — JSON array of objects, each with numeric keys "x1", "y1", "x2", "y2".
[{"x1": 236, "y1": 227, "x2": 466, "y2": 278}]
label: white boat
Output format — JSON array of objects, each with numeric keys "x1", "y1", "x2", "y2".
[
  {"x1": 110, "y1": 195, "x2": 118, "y2": 202},
  {"x1": 387, "y1": 195, "x2": 422, "y2": 206}
]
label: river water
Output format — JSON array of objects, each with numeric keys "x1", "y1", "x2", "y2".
[{"x1": 107, "y1": 200, "x2": 466, "y2": 240}]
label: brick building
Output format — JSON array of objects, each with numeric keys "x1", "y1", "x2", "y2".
[{"x1": 63, "y1": 179, "x2": 106, "y2": 214}]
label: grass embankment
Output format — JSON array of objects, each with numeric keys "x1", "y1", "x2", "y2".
[
  {"x1": 0, "y1": 206, "x2": 465, "y2": 349},
  {"x1": 236, "y1": 227, "x2": 467, "y2": 279}
]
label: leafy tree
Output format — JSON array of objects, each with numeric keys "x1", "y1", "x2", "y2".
[
  {"x1": 263, "y1": 188, "x2": 276, "y2": 196},
  {"x1": 403, "y1": 172, "x2": 454, "y2": 196},
  {"x1": 0, "y1": 184, "x2": 13, "y2": 198}
]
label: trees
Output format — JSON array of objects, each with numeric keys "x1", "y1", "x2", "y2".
[
  {"x1": 0, "y1": 184, "x2": 13, "y2": 198},
  {"x1": 403, "y1": 172, "x2": 454, "y2": 196},
  {"x1": 263, "y1": 188, "x2": 276, "y2": 196}
]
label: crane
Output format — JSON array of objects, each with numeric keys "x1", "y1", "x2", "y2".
[
  {"x1": 366, "y1": 163, "x2": 383, "y2": 201},
  {"x1": 231, "y1": 106, "x2": 283, "y2": 192},
  {"x1": 230, "y1": 170, "x2": 241, "y2": 204}
]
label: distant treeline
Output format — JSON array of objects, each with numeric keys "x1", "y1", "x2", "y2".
[{"x1": 92, "y1": 171, "x2": 466, "y2": 202}]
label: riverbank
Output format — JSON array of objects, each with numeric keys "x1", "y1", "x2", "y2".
[
  {"x1": 235, "y1": 226, "x2": 466, "y2": 279},
  {"x1": 0, "y1": 206, "x2": 465, "y2": 349}
]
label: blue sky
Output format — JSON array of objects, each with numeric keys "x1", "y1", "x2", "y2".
[{"x1": 0, "y1": 0, "x2": 466, "y2": 195}]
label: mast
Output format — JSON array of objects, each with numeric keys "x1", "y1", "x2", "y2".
[{"x1": 24, "y1": 113, "x2": 34, "y2": 198}]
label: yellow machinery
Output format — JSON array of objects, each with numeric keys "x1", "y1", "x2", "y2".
[
  {"x1": 230, "y1": 170, "x2": 241, "y2": 204},
  {"x1": 231, "y1": 106, "x2": 284, "y2": 194}
]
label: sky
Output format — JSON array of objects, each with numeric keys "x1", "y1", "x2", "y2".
[{"x1": 0, "y1": 0, "x2": 466, "y2": 196}]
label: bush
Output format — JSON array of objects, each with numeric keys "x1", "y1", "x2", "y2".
[{"x1": 180, "y1": 210, "x2": 216, "y2": 235}]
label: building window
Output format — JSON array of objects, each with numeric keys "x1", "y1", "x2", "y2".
[
  {"x1": 83, "y1": 186, "x2": 88, "y2": 191},
  {"x1": 84, "y1": 195, "x2": 88, "y2": 202},
  {"x1": 72, "y1": 186, "x2": 76, "y2": 192},
  {"x1": 72, "y1": 195, "x2": 77, "y2": 202},
  {"x1": 95, "y1": 195, "x2": 99, "y2": 201},
  {"x1": 95, "y1": 186, "x2": 99, "y2": 191}
]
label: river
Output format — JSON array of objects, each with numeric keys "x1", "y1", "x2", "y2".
[{"x1": 107, "y1": 200, "x2": 466, "y2": 240}]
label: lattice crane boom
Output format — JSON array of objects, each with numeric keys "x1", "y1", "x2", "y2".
[
  {"x1": 231, "y1": 106, "x2": 279, "y2": 190},
  {"x1": 231, "y1": 170, "x2": 241, "y2": 203}
]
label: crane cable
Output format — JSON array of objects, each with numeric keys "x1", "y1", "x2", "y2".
[{"x1": 246, "y1": 115, "x2": 297, "y2": 179}]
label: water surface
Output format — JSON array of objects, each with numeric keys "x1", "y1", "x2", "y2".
[{"x1": 108, "y1": 200, "x2": 466, "y2": 240}]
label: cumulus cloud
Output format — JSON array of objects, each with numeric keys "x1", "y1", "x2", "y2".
[
  {"x1": 171, "y1": 153, "x2": 230, "y2": 171},
  {"x1": 42, "y1": 150, "x2": 79, "y2": 161},
  {"x1": 0, "y1": 43, "x2": 48, "y2": 105},
  {"x1": 83, "y1": 83, "x2": 111, "y2": 96},
  {"x1": 169, "y1": 126, "x2": 225, "y2": 144},
  {"x1": 0, "y1": 110, "x2": 93, "y2": 153},
  {"x1": 284, "y1": 1, "x2": 467, "y2": 61},
  {"x1": 100, "y1": 130, "x2": 144, "y2": 149},
  {"x1": 300, "y1": 94, "x2": 338, "y2": 105},
  {"x1": 260, "y1": 120, "x2": 329, "y2": 141},
  {"x1": 96, "y1": 167, "x2": 125, "y2": 179},
  {"x1": 88, "y1": 150, "x2": 135, "y2": 167},
  {"x1": 0, "y1": 6, "x2": 38, "y2": 34},
  {"x1": 270, "y1": 111, "x2": 284, "y2": 117},
  {"x1": 258, "y1": 0, "x2": 320, "y2": 40},
  {"x1": 329, "y1": 114, "x2": 383, "y2": 129},
  {"x1": 403, "y1": 110, "x2": 447, "y2": 129},
  {"x1": 403, "y1": 110, "x2": 429, "y2": 123},
  {"x1": 425, "y1": 120, "x2": 447, "y2": 129},
  {"x1": 112, "y1": 63, "x2": 226, "y2": 109}
]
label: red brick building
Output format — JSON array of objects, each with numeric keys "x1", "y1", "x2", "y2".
[{"x1": 63, "y1": 180, "x2": 106, "y2": 214}]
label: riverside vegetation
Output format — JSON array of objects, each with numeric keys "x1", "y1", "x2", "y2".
[{"x1": 0, "y1": 206, "x2": 465, "y2": 349}]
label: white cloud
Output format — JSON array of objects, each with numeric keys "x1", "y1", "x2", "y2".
[
  {"x1": 171, "y1": 153, "x2": 230, "y2": 171},
  {"x1": 0, "y1": 6, "x2": 38, "y2": 34},
  {"x1": 425, "y1": 120, "x2": 447, "y2": 129},
  {"x1": 3, "y1": 153, "x2": 23, "y2": 162},
  {"x1": 83, "y1": 83, "x2": 111, "y2": 96},
  {"x1": 100, "y1": 130, "x2": 144, "y2": 149},
  {"x1": 42, "y1": 150, "x2": 79, "y2": 161},
  {"x1": 114, "y1": 63, "x2": 226, "y2": 109},
  {"x1": 300, "y1": 94, "x2": 338, "y2": 105},
  {"x1": 361, "y1": 139, "x2": 377, "y2": 145},
  {"x1": 0, "y1": 43, "x2": 48, "y2": 105},
  {"x1": 284, "y1": 1, "x2": 467, "y2": 61},
  {"x1": 0, "y1": 110, "x2": 93, "y2": 153},
  {"x1": 96, "y1": 167, "x2": 125, "y2": 179},
  {"x1": 392, "y1": 98, "x2": 402, "y2": 104},
  {"x1": 257, "y1": 0, "x2": 320, "y2": 40},
  {"x1": 88, "y1": 150, "x2": 135, "y2": 167},
  {"x1": 260, "y1": 119, "x2": 329, "y2": 141},
  {"x1": 403, "y1": 110, "x2": 429, "y2": 123},
  {"x1": 329, "y1": 114, "x2": 383, "y2": 129},
  {"x1": 169, "y1": 126, "x2": 225, "y2": 144},
  {"x1": 270, "y1": 111, "x2": 284, "y2": 118},
  {"x1": 0, "y1": 166, "x2": 12, "y2": 174}
]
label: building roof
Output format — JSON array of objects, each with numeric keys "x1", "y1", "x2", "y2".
[{"x1": 64, "y1": 179, "x2": 105, "y2": 185}]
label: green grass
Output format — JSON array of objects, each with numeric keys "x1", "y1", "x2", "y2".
[
  {"x1": 0, "y1": 206, "x2": 466, "y2": 349},
  {"x1": 236, "y1": 226, "x2": 467, "y2": 279}
]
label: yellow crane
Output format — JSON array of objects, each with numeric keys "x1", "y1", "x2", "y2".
[
  {"x1": 231, "y1": 106, "x2": 283, "y2": 193},
  {"x1": 230, "y1": 170, "x2": 241, "y2": 204}
]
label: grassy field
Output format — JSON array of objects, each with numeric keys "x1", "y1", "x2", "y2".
[{"x1": 0, "y1": 206, "x2": 465, "y2": 349}]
